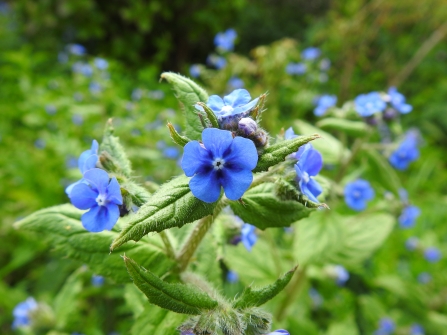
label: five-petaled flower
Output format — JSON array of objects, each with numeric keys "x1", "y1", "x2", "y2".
[
  {"x1": 203, "y1": 89, "x2": 259, "y2": 120},
  {"x1": 70, "y1": 168, "x2": 123, "y2": 232},
  {"x1": 399, "y1": 205, "x2": 420, "y2": 228},
  {"x1": 354, "y1": 92, "x2": 386, "y2": 117},
  {"x1": 12, "y1": 297, "x2": 38, "y2": 329},
  {"x1": 389, "y1": 131, "x2": 419, "y2": 170},
  {"x1": 301, "y1": 47, "x2": 321, "y2": 60},
  {"x1": 388, "y1": 87, "x2": 412, "y2": 114},
  {"x1": 181, "y1": 128, "x2": 258, "y2": 203},
  {"x1": 66, "y1": 139, "x2": 99, "y2": 196},
  {"x1": 344, "y1": 179, "x2": 375, "y2": 211},
  {"x1": 314, "y1": 94, "x2": 337, "y2": 116},
  {"x1": 424, "y1": 247, "x2": 441, "y2": 263},
  {"x1": 214, "y1": 28, "x2": 237, "y2": 52},
  {"x1": 295, "y1": 148, "x2": 323, "y2": 203}
]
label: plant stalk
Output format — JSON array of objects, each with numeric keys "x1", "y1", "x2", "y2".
[{"x1": 275, "y1": 266, "x2": 307, "y2": 321}]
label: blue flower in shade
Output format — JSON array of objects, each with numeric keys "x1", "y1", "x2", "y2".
[
  {"x1": 214, "y1": 29, "x2": 237, "y2": 52},
  {"x1": 91, "y1": 275, "x2": 104, "y2": 287},
  {"x1": 388, "y1": 87, "x2": 412, "y2": 114},
  {"x1": 424, "y1": 247, "x2": 441, "y2": 263},
  {"x1": 70, "y1": 168, "x2": 123, "y2": 232},
  {"x1": 399, "y1": 205, "x2": 420, "y2": 228},
  {"x1": 45, "y1": 104, "x2": 57, "y2": 115},
  {"x1": 181, "y1": 128, "x2": 258, "y2": 203},
  {"x1": 241, "y1": 223, "x2": 257, "y2": 251},
  {"x1": 374, "y1": 318, "x2": 395, "y2": 335},
  {"x1": 333, "y1": 265, "x2": 350, "y2": 286},
  {"x1": 204, "y1": 89, "x2": 259, "y2": 120},
  {"x1": 226, "y1": 270, "x2": 239, "y2": 283},
  {"x1": 228, "y1": 76, "x2": 244, "y2": 90},
  {"x1": 268, "y1": 330, "x2": 290, "y2": 335},
  {"x1": 72, "y1": 114, "x2": 84, "y2": 125},
  {"x1": 66, "y1": 140, "x2": 99, "y2": 196},
  {"x1": 189, "y1": 64, "x2": 201, "y2": 78},
  {"x1": 285, "y1": 62, "x2": 306, "y2": 75},
  {"x1": 207, "y1": 54, "x2": 227, "y2": 69},
  {"x1": 314, "y1": 94, "x2": 337, "y2": 116},
  {"x1": 309, "y1": 288, "x2": 324, "y2": 308},
  {"x1": 12, "y1": 297, "x2": 38, "y2": 329},
  {"x1": 94, "y1": 58, "x2": 108, "y2": 70},
  {"x1": 344, "y1": 179, "x2": 375, "y2": 211},
  {"x1": 302, "y1": 47, "x2": 321, "y2": 60},
  {"x1": 417, "y1": 272, "x2": 432, "y2": 284},
  {"x1": 320, "y1": 58, "x2": 331, "y2": 71},
  {"x1": 89, "y1": 82, "x2": 102, "y2": 94},
  {"x1": 354, "y1": 92, "x2": 386, "y2": 117},
  {"x1": 295, "y1": 148, "x2": 323, "y2": 203},
  {"x1": 68, "y1": 44, "x2": 86, "y2": 56},
  {"x1": 410, "y1": 324, "x2": 424, "y2": 335},
  {"x1": 405, "y1": 237, "x2": 419, "y2": 251},
  {"x1": 389, "y1": 132, "x2": 419, "y2": 170}
]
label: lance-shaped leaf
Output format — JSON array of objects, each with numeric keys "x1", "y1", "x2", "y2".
[
  {"x1": 111, "y1": 175, "x2": 217, "y2": 251},
  {"x1": 316, "y1": 118, "x2": 369, "y2": 137},
  {"x1": 230, "y1": 183, "x2": 313, "y2": 230},
  {"x1": 124, "y1": 256, "x2": 218, "y2": 315},
  {"x1": 15, "y1": 205, "x2": 173, "y2": 283},
  {"x1": 100, "y1": 119, "x2": 132, "y2": 177},
  {"x1": 161, "y1": 72, "x2": 208, "y2": 140},
  {"x1": 253, "y1": 134, "x2": 320, "y2": 173},
  {"x1": 233, "y1": 267, "x2": 296, "y2": 309}
]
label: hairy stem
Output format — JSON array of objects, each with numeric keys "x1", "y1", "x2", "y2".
[
  {"x1": 159, "y1": 231, "x2": 176, "y2": 260},
  {"x1": 275, "y1": 266, "x2": 307, "y2": 321}
]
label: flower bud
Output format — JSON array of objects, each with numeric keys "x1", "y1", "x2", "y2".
[{"x1": 238, "y1": 117, "x2": 258, "y2": 136}]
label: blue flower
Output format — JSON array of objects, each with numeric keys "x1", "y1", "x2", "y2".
[
  {"x1": 417, "y1": 272, "x2": 432, "y2": 284},
  {"x1": 181, "y1": 128, "x2": 258, "y2": 203},
  {"x1": 389, "y1": 132, "x2": 419, "y2": 170},
  {"x1": 204, "y1": 89, "x2": 259, "y2": 120},
  {"x1": 45, "y1": 104, "x2": 57, "y2": 115},
  {"x1": 189, "y1": 64, "x2": 201, "y2": 78},
  {"x1": 302, "y1": 47, "x2": 321, "y2": 60},
  {"x1": 72, "y1": 114, "x2": 84, "y2": 125},
  {"x1": 94, "y1": 57, "x2": 108, "y2": 70},
  {"x1": 410, "y1": 324, "x2": 424, "y2": 335},
  {"x1": 333, "y1": 265, "x2": 350, "y2": 286},
  {"x1": 207, "y1": 54, "x2": 227, "y2": 69},
  {"x1": 320, "y1": 58, "x2": 331, "y2": 71},
  {"x1": 286, "y1": 62, "x2": 306, "y2": 75},
  {"x1": 226, "y1": 270, "x2": 239, "y2": 283},
  {"x1": 314, "y1": 94, "x2": 337, "y2": 116},
  {"x1": 241, "y1": 223, "x2": 257, "y2": 251},
  {"x1": 374, "y1": 318, "x2": 395, "y2": 335},
  {"x1": 388, "y1": 87, "x2": 412, "y2": 114},
  {"x1": 354, "y1": 92, "x2": 386, "y2": 117},
  {"x1": 405, "y1": 237, "x2": 419, "y2": 251},
  {"x1": 424, "y1": 247, "x2": 441, "y2": 263},
  {"x1": 66, "y1": 140, "x2": 99, "y2": 196},
  {"x1": 344, "y1": 179, "x2": 375, "y2": 211},
  {"x1": 12, "y1": 297, "x2": 38, "y2": 329},
  {"x1": 228, "y1": 76, "x2": 244, "y2": 90},
  {"x1": 91, "y1": 275, "x2": 104, "y2": 287},
  {"x1": 309, "y1": 288, "x2": 324, "y2": 308},
  {"x1": 268, "y1": 330, "x2": 290, "y2": 335},
  {"x1": 214, "y1": 29, "x2": 237, "y2": 52},
  {"x1": 68, "y1": 44, "x2": 86, "y2": 56},
  {"x1": 89, "y1": 82, "x2": 102, "y2": 94},
  {"x1": 295, "y1": 148, "x2": 323, "y2": 203},
  {"x1": 70, "y1": 168, "x2": 123, "y2": 232},
  {"x1": 399, "y1": 205, "x2": 420, "y2": 228}
]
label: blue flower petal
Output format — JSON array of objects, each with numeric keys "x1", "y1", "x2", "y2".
[
  {"x1": 222, "y1": 168, "x2": 253, "y2": 200},
  {"x1": 284, "y1": 127, "x2": 297, "y2": 140},
  {"x1": 82, "y1": 204, "x2": 119, "y2": 232},
  {"x1": 78, "y1": 149, "x2": 93, "y2": 171},
  {"x1": 181, "y1": 141, "x2": 211, "y2": 177},
  {"x1": 346, "y1": 197, "x2": 366, "y2": 211},
  {"x1": 207, "y1": 95, "x2": 225, "y2": 112},
  {"x1": 299, "y1": 180, "x2": 318, "y2": 203},
  {"x1": 201, "y1": 128, "x2": 233, "y2": 158},
  {"x1": 189, "y1": 170, "x2": 221, "y2": 203},
  {"x1": 107, "y1": 177, "x2": 123, "y2": 205},
  {"x1": 83, "y1": 168, "x2": 110, "y2": 194},
  {"x1": 70, "y1": 183, "x2": 98, "y2": 209},
  {"x1": 223, "y1": 89, "x2": 251, "y2": 107},
  {"x1": 231, "y1": 97, "x2": 259, "y2": 115},
  {"x1": 224, "y1": 136, "x2": 258, "y2": 170},
  {"x1": 306, "y1": 178, "x2": 323, "y2": 201},
  {"x1": 299, "y1": 149, "x2": 322, "y2": 176},
  {"x1": 82, "y1": 154, "x2": 98, "y2": 173},
  {"x1": 66, "y1": 179, "x2": 84, "y2": 196}
]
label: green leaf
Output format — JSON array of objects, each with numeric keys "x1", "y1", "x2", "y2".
[
  {"x1": 316, "y1": 118, "x2": 369, "y2": 137},
  {"x1": 111, "y1": 175, "x2": 217, "y2": 251},
  {"x1": 363, "y1": 148, "x2": 401, "y2": 194},
  {"x1": 131, "y1": 304, "x2": 187, "y2": 335},
  {"x1": 253, "y1": 134, "x2": 320, "y2": 173},
  {"x1": 124, "y1": 256, "x2": 218, "y2": 315},
  {"x1": 294, "y1": 120, "x2": 350, "y2": 165},
  {"x1": 15, "y1": 205, "x2": 174, "y2": 283},
  {"x1": 100, "y1": 120, "x2": 133, "y2": 177},
  {"x1": 233, "y1": 266, "x2": 296, "y2": 309},
  {"x1": 161, "y1": 72, "x2": 208, "y2": 140},
  {"x1": 230, "y1": 183, "x2": 313, "y2": 230}
]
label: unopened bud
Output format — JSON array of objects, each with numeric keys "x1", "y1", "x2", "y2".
[{"x1": 238, "y1": 118, "x2": 258, "y2": 136}]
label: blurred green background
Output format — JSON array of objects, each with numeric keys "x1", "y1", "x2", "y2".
[{"x1": 1, "y1": 0, "x2": 447, "y2": 334}]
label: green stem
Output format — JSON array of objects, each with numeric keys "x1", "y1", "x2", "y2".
[
  {"x1": 176, "y1": 198, "x2": 228, "y2": 272},
  {"x1": 275, "y1": 266, "x2": 307, "y2": 321},
  {"x1": 334, "y1": 136, "x2": 365, "y2": 183},
  {"x1": 159, "y1": 231, "x2": 176, "y2": 260}
]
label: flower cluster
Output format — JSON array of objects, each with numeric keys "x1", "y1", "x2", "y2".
[
  {"x1": 354, "y1": 87, "x2": 412, "y2": 118},
  {"x1": 354, "y1": 92, "x2": 386, "y2": 117}
]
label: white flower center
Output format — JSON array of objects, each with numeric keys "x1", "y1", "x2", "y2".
[
  {"x1": 220, "y1": 105, "x2": 234, "y2": 114},
  {"x1": 96, "y1": 194, "x2": 108, "y2": 206},
  {"x1": 212, "y1": 157, "x2": 226, "y2": 170},
  {"x1": 353, "y1": 190, "x2": 361, "y2": 199},
  {"x1": 366, "y1": 102, "x2": 374, "y2": 110},
  {"x1": 302, "y1": 171, "x2": 310, "y2": 183}
]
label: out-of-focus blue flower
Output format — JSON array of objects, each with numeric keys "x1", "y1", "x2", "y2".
[
  {"x1": 410, "y1": 324, "x2": 424, "y2": 335},
  {"x1": 203, "y1": 89, "x2": 259, "y2": 120},
  {"x1": 214, "y1": 28, "x2": 237, "y2": 52},
  {"x1": 320, "y1": 58, "x2": 331, "y2": 71},
  {"x1": 334, "y1": 265, "x2": 350, "y2": 286},
  {"x1": 131, "y1": 88, "x2": 143, "y2": 101},
  {"x1": 295, "y1": 148, "x2": 323, "y2": 203},
  {"x1": 399, "y1": 205, "x2": 420, "y2": 228},
  {"x1": 286, "y1": 62, "x2": 306, "y2": 75},
  {"x1": 207, "y1": 54, "x2": 227, "y2": 69},
  {"x1": 302, "y1": 47, "x2": 321, "y2": 60},
  {"x1": 309, "y1": 288, "x2": 324, "y2": 308},
  {"x1": 314, "y1": 94, "x2": 337, "y2": 116},
  {"x1": 34, "y1": 139, "x2": 46, "y2": 149},
  {"x1": 12, "y1": 297, "x2": 38, "y2": 329},
  {"x1": 94, "y1": 57, "x2": 108, "y2": 70},
  {"x1": 189, "y1": 64, "x2": 201, "y2": 78},
  {"x1": 163, "y1": 147, "x2": 180, "y2": 160},
  {"x1": 405, "y1": 237, "x2": 419, "y2": 251},
  {"x1": 268, "y1": 330, "x2": 290, "y2": 335},
  {"x1": 81, "y1": 64, "x2": 93, "y2": 77},
  {"x1": 319, "y1": 73, "x2": 329, "y2": 83},
  {"x1": 66, "y1": 155, "x2": 78, "y2": 169},
  {"x1": 74, "y1": 92, "x2": 84, "y2": 102},
  {"x1": 388, "y1": 87, "x2": 412, "y2": 114},
  {"x1": 91, "y1": 275, "x2": 104, "y2": 287},
  {"x1": 389, "y1": 132, "x2": 419, "y2": 170},
  {"x1": 354, "y1": 92, "x2": 386, "y2": 117},
  {"x1": 398, "y1": 188, "x2": 408, "y2": 204},
  {"x1": 181, "y1": 128, "x2": 258, "y2": 203},
  {"x1": 70, "y1": 168, "x2": 123, "y2": 232},
  {"x1": 58, "y1": 52, "x2": 69, "y2": 63},
  {"x1": 72, "y1": 114, "x2": 84, "y2": 125},
  {"x1": 417, "y1": 272, "x2": 432, "y2": 284},
  {"x1": 45, "y1": 104, "x2": 57, "y2": 115},
  {"x1": 374, "y1": 318, "x2": 395, "y2": 335},
  {"x1": 344, "y1": 179, "x2": 375, "y2": 211},
  {"x1": 226, "y1": 270, "x2": 239, "y2": 283},
  {"x1": 147, "y1": 90, "x2": 165, "y2": 100},
  {"x1": 424, "y1": 247, "x2": 441, "y2": 263},
  {"x1": 0, "y1": 1, "x2": 10, "y2": 15},
  {"x1": 68, "y1": 44, "x2": 86, "y2": 56},
  {"x1": 89, "y1": 82, "x2": 102, "y2": 94},
  {"x1": 228, "y1": 76, "x2": 244, "y2": 90},
  {"x1": 241, "y1": 223, "x2": 257, "y2": 251}
]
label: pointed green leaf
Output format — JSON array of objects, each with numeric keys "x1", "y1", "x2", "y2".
[
  {"x1": 124, "y1": 256, "x2": 218, "y2": 315},
  {"x1": 316, "y1": 117, "x2": 369, "y2": 137},
  {"x1": 233, "y1": 267, "x2": 296, "y2": 309},
  {"x1": 111, "y1": 175, "x2": 217, "y2": 251},
  {"x1": 161, "y1": 72, "x2": 208, "y2": 140},
  {"x1": 15, "y1": 205, "x2": 174, "y2": 283},
  {"x1": 131, "y1": 304, "x2": 187, "y2": 335},
  {"x1": 253, "y1": 134, "x2": 320, "y2": 173},
  {"x1": 230, "y1": 183, "x2": 313, "y2": 230}
]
